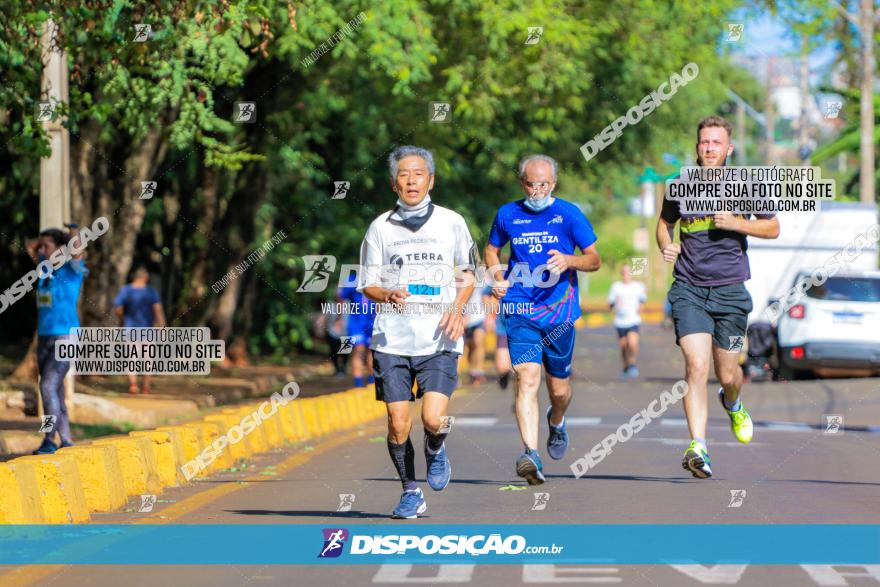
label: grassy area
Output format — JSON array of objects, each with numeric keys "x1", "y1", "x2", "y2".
[{"x1": 71, "y1": 421, "x2": 138, "y2": 441}]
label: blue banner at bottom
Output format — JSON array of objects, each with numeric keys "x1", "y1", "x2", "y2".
[{"x1": 0, "y1": 525, "x2": 877, "y2": 565}]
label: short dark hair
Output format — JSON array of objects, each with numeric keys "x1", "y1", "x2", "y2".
[
  {"x1": 696, "y1": 115, "x2": 732, "y2": 141},
  {"x1": 389, "y1": 145, "x2": 435, "y2": 178},
  {"x1": 39, "y1": 228, "x2": 69, "y2": 247},
  {"x1": 133, "y1": 265, "x2": 149, "y2": 279}
]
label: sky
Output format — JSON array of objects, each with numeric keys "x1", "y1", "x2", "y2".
[{"x1": 728, "y1": 10, "x2": 840, "y2": 76}]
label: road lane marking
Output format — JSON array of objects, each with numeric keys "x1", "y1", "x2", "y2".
[{"x1": 453, "y1": 417, "x2": 499, "y2": 426}]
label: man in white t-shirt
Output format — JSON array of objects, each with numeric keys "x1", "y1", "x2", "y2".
[
  {"x1": 358, "y1": 145, "x2": 477, "y2": 519},
  {"x1": 607, "y1": 265, "x2": 646, "y2": 378}
]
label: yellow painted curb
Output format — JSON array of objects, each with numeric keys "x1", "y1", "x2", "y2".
[
  {"x1": 181, "y1": 421, "x2": 230, "y2": 474},
  {"x1": 56, "y1": 445, "x2": 126, "y2": 513},
  {"x1": 221, "y1": 407, "x2": 268, "y2": 454},
  {"x1": 16, "y1": 454, "x2": 89, "y2": 524},
  {"x1": 93, "y1": 437, "x2": 162, "y2": 497},
  {"x1": 257, "y1": 403, "x2": 284, "y2": 448},
  {"x1": 130, "y1": 430, "x2": 183, "y2": 487},
  {"x1": 0, "y1": 387, "x2": 387, "y2": 526},
  {"x1": 0, "y1": 464, "x2": 27, "y2": 523},
  {"x1": 300, "y1": 398, "x2": 320, "y2": 439},
  {"x1": 157, "y1": 425, "x2": 199, "y2": 468},
  {"x1": 163, "y1": 425, "x2": 204, "y2": 477},
  {"x1": 335, "y1": 394, "x2": 352, "y2": 429},
  {"x1": 285, "y1": 401, "x2": 311, "y2": 442},
  {"x1": 5, "y1": 460, "x2": 45, "y2": 523},
  {"x1": 203, "y1": 413, "x2": 251, "y2": 461},
  {"x1": 275, "y1": 401, "x2": 297, "y2": 441},
  {"x1": 313, "y1": 397, "x2": 330, "y2": 432}
]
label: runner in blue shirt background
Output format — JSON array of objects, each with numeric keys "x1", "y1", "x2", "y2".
[
  {"x1": 337, "y1": 285, "x2": 376, "y2": 388},
  {"x1": 114, "y1": 266, "x2": 166, "y2": 394},
  {"x1": 485, "y1": 154, "x2": 601, "y2": 485}
]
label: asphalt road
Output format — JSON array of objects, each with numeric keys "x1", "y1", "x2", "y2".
[{"x1": 4, "y1": 323, "x2": 880, "y2": 587}]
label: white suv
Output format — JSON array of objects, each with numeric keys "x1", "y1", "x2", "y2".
[{"x1": 774, "y1": 270, "x2": 880, "y2": 379}]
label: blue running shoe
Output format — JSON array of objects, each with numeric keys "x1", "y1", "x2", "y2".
[
  {"x1": 546, "y1": 407, "x2": 568, "y2": 460},
  {"x1": 516, "y1": 449, "x2": 546, "y2": 485},
  {"x1": 33, "y1": 438, "x2": 58, "y2": 455},
  {"x1": 425, "y1": 439, "x2": 451, "y2": 491},
  {"x1": 391, "y1": 488, "x2": 427, "y2": 519}
]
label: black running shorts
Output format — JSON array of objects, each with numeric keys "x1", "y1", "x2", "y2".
[
  {"x1": 372, "y1": 350, "x2": 460, "y2": 403},
  {"x1": 667, "y1": 280, "x2": 753, "y2": 349}
]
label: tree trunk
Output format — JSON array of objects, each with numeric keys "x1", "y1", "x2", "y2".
[
  {"x1": 10, "y1": 334, "x2": 38, "y2": 381},
  {"x1": 179, "y1": 164, "x2": 219, "y2": 311},
  {"x1": 79, "y1": 124, "x2": 167, "y2": 326}
]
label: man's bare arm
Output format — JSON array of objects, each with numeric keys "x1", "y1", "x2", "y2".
[{"x1": 714, "y1": 214, "x2": 780, "y2": 239}]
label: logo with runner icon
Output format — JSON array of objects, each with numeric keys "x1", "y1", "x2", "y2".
[
  {"x1": 318, "y1": 528, "x2": 349, "y2": 558},
  {"x1": 39, "y1": 415, "x2": 56, "y2": 433},
  {"x1": 332, "y1": 181, "x2": 350, "y2": 200},
  {"x1": 337, "y1": 337, "x2": 355, "y2": 355},
  {"x1": 297, "y1": 255, "x2": 337, "y2": 293},
  {"x1": 524, "y1": 27, "x2": 543, "y2": 45},
  {"x1": 727, "y1": 335, "x2": 744, "y2": 353},
  {"x1": 630, "y1": 257, "x2": 647, "y2": 276},
  {"x1": 531, "y1": 492, "x2": 550, "y2": 511},
  {"x1": 728, "y1": 490, "x2": 746, "y2": 508},
  {"x1": 823, "y1": 414, "x2": 844, "y2": 435},
  {"x1": 337, "y1": 494, "x2": 356, "y2": 512}
]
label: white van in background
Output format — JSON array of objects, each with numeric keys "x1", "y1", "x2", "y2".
[
  {"x1": 745, "y1": 202, "x2": 879, "y2": 323},
  {"x1": 744, "y1": 202, "x2": 878, "y2": 379},
  {"x1": 774, "y1": 270, "x2": 880, "y2": 379}
]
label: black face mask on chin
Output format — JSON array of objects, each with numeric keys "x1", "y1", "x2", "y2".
[{"x1": 388, "y1": 203, "x2": 435, "y2": 232}]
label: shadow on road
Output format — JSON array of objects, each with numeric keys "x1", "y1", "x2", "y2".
[
  {"x1": 364, "y1": 477, "x2": 508, "y2": 486},
  {"x1": 547, "y1": 473, "x2": 693, "y2": 484},
  {"x1": 225, "y1": 509, "x2": 389, "y2": 519}
]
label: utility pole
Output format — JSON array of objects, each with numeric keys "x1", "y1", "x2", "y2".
[
  {"x1": 798, "y1": 37, "x2": 810, "y2": 164},
  {"x1": 40, "y1": 18, "x2": 75, "y2": 415},
  {"x1": 40, "y1": 18, "x2": 70, "y2": 229}
]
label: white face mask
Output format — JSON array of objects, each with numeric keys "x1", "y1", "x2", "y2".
[
  {"x1": 394, "y1": 192, "x2": 432, "y2": 217},
  {"x1": 524, "y1": 193, "x2": 554, "y2": 211}
]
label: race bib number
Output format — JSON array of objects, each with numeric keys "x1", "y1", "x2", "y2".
[
  {"x1": 401, "y1": 278, "x2": 441, "y2": 303},
  {"x1": 37, "y1": 291, "x2": 52, "y2": 308}
]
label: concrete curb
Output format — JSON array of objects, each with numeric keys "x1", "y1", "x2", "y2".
[{"x1": 0, "y1": 386, "x2": 385, "y2": 524}]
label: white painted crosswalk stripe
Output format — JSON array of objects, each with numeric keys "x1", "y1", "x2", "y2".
[{"x1": 453, "y1": 417, "x2": 499, "y2": 426}]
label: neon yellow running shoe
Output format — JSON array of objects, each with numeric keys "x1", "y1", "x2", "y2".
[
  {"x1": 719, "y1": 388, "x2": 753, "y2": 444},
  {"x1": 681, "y1": 440, "x2": 712, "y2": 479}
]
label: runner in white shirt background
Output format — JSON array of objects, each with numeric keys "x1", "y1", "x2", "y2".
[
  {"x1": 607, "y1": 264, "x2": 646, "y2": 379},
  {"x1": 358, "y1": 145, "x2": 477, "y2": 519}
]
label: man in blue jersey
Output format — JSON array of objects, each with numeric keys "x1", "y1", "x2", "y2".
[
  {"x1": 485, "y1": 154, "x2": 601, "y2": 485},
  {"x1": 337, "y1": 285, "x2": 376, "y2": 388}
]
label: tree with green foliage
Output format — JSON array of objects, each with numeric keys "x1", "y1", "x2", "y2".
[{"x1": 2, "y1": 0, "x2": 757, "y2": 371}]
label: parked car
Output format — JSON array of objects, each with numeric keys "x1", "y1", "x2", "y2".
[{"x1": 773, "y1": 270, "x2": 880, "y2": 380}]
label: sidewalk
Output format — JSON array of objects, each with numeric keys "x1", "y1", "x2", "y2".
[{"x1": 0, "y1": 355, "x2": 355, "y2": 458}]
